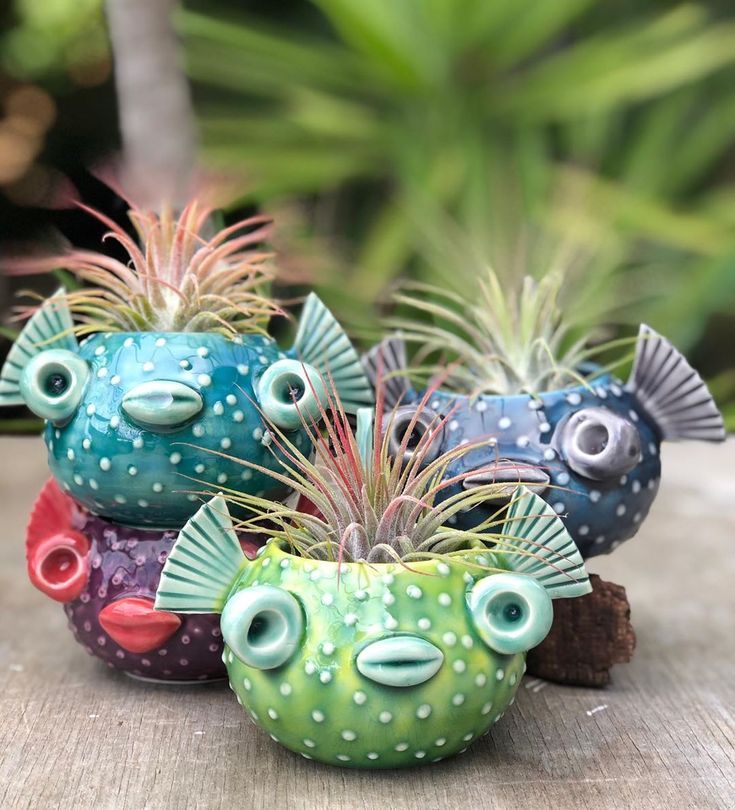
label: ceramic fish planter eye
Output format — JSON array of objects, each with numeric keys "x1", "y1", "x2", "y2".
[
  {"x1": 155, "y1": 490, "x2": 591, "y2": 768},
  {"x1": 1, "y1": 203, "x2": 373, "y2": 682},
  {"x1": 363, "y1": 331, "x2": 725, "y2": 559}
]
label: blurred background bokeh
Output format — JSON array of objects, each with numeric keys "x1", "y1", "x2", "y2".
[{"x1": 1, "y1": 0, "x2": 734, "y2": 432}]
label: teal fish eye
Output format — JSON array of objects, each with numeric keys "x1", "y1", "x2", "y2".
[{"x1": 20, "y1": 348, "x2": 89, "y2": 424}]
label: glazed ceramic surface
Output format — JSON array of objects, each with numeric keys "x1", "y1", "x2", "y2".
[
  {"x1": 394, "y1": 375, "x2": 660, "y2": 559},
  {"x1": 43, "y1": 330, "x2": 310, "y2": 528},
  {"x1": 222, "y1": 543, "x2": 525, "y2": 767},
  {"x1": 365, "y1": 328, "x2": 725, "y2": 558}
]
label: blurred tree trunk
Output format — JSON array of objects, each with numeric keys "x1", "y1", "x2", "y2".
[{"x1": 105, "y1": 0, "x2": 196, "y2": 211}]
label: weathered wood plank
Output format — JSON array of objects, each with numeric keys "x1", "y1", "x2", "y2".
[{"x1": 0, "y1": 438, "x2": 733, "y2": 809}]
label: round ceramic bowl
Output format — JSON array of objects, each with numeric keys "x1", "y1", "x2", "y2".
[{"x1": 219, "y1": 541, "x2": 546, "y2": 769}]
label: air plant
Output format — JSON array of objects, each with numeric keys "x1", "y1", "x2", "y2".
[
  {"x1": 385, "y1": 268, "x2": 634, "y2": 398},
  {"x1": 195, "y1": 379, "x2": 585, "y2": 581},
  {"x1": 7, "y1": 201, "x2": 283, "y2": 336}
]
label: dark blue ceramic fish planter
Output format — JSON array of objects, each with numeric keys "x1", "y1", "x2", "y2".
[
  {"x1": 1, "y1": 291, "x2": 372, "y2": 681},
  {"x1": 364, "y1": 329, "x2": 725, "y2": 559}
]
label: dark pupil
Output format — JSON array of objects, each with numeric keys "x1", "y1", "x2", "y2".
[
  {"x1": 45, "y1": 372, "x2": 69, "y2": 397},
  {"x1": 287, "y1": 380, "x2": 305, "y2": 402},
  {"x1": 405, "y1": 426, "x2": 424, "y2": 449},
  {"x1": 503, "y1": 603, "x2": 523, "y2": 623}
]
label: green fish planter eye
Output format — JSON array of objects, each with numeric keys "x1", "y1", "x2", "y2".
[{"x1": 156, "y1": 491, "x2": 591, "y2": 769}]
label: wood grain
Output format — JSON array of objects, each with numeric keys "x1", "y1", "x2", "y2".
[{"x1": 0, "y1": 438, "x2": 733, "y2": 809}]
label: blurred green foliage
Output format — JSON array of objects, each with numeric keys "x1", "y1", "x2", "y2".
[{"x1": 183, "y1": 1, "x2": 735, "y2": 404}]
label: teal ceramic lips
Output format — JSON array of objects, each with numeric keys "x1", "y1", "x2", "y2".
[{"x1": 43, "y1": 331, "x2": 311, "y2": 528}]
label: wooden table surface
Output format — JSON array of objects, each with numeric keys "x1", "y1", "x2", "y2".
[{"x1": 1, "y1": 437, "x2": 733, "y2": 810}]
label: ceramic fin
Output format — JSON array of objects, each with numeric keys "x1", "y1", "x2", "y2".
[
  {"x1": 361, "y1": 335, "x2": 412, "y2": 409},
  {"x1": 356, "y1": 407, "x2": 374, "y2": 474},
  {"x1": 626, "y1": 324, "x2": 725, "y2": 442},
  {"x1": 0, "y1": 290, "x2": 78, "y2": 406},
  {"x1": 499, "y1": 487, "x2": 591, "y2": 599},
  {"x1": 155, "y1": 496, "x2": 245, "y2": 614},
  {"x1": 291, "y1": 293, "x2": 374, "y2": 414}
]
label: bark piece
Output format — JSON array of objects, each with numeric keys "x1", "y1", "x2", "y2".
[{"x1": 526, "y1": 574, "x2": 636, "y2": 687}]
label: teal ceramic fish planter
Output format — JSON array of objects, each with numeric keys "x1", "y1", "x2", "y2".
[
  {"x1": 2, "y1": 290, "x2": 373, "y2": 681},
  {"x1": 156, "y1": 490, "x2": 591, "y2": 768},
  {"x1": 364, "y1": 332, "x2": 725, "y2": 559}
]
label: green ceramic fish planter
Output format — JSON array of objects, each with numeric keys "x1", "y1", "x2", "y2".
[
  {"x1": 0, "y1": 202, "x2": 373, "y2": 681},
  {"x1": 156, "y1": 399, "x2": 591, "y2": 768}
]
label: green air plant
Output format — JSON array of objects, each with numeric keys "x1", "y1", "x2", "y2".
[
  {"x1": 154, "y1": 383, "x2": 591, "y2": 768},
  {"x1": 385, "y1": 267, "x2": 633, "y2": 398}
]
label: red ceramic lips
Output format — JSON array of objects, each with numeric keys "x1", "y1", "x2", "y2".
[{"x1": 99, "y1": 597, "x2": 182, "y2": 653}]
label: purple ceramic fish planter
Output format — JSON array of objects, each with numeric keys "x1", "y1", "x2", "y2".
[
  {"x1": 364, "y1": 327, "x2": 725, "y2": 559},
  {"x1": 2, "y1": 203, "x2": 373, "y2": 681}
]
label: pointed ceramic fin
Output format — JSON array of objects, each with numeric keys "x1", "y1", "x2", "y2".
[
  {"x1": 625, "y1": 324, "x2": 725, "y2": 442},
  {"x1": 361, "y1": 335, "x2": 412, "y2": 409},
  {"x1": 0, "y1": 289, "x2": 78, "y2": 406},
  {"x1": 499, "y1": 487, "x2": 591, "y2": 599},
  {"x1": 356, "y1": 407, "x2": 374, "y2": 475},
  {"x1": 155, "y1": 496, "x2": 245, "y2": 614},
  {"x1": 291, "y1": 292, "x2": 373, "y2": 413}
]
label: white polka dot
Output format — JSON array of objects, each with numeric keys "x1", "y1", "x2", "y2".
[
  {"x1": 66, "y1": 448, "x2": 75, "y2": 461},
  {"x1": 353, "y1": 691, "x2": 367, "y2": 705},
  {"x1": 86, "y1": 404, "x2": 96, "y2": 416},
  {"x1": 436, "y1": 562, "x2": 450, "y2": 576},
  {"x1": 579, "y1": 524, "x2": 590, "y2": 536},
  {"x1": 416, "y1": 704, "x2": 432, "y2": 719},
  {"x1": 99, "y1": 457, "x2": 111, "y2": 471},
  {"x1": 213, "y1": 401, "x2": 224, "y2": 416},
  {"x1": 267, "y1": 708, "x2": 279, "y2": 720},
  {"x1": 97, "y1": 368, "x2": 108, "y2": 378},
  {"x1": 595, "y1": 535, "x2": 606, "y2": 545},
  {"x1": 415, "y1": 750, "x2": 426, "y2": 759},
  {"x1": 616, "y1": 503, "x2": 627, "y2": 516},
  {"x1": 566, "y1": 392, "x2": 582, "y2": 406},
  {"x1": 319, "y1": 671, "x2": 332, "y2": 684},
  {"x1": 138, "y1": 499, "x2": 148, "y2": 508},
  {"x1": 394, "y1": 742, "x2": 408, "y2": 752},
  {"x1": 509, "y1": 673, "x2": 517, "y2": 686},
  {"x1": 383, "y1": 591, "x2": 396, "y2": 606},
  {"x1": 452, "y1": 693, "x2": 465, "y2": 706},
  {"x1": 170, "y1": 452, "x2": 182, "y2": 465},
  {"x1": 110, "y1": 375, "x2": 120, "y2": 385},
  {"x1": 516, "y1": 435, "x2": 530, "y2": 448},
  {"x1": 496, "y1": 668, "x2": 505, "y2": 681},
  {"x1": 406, "y1": 585, "x2": 422, "y2": 599},
  {"x1": 384, "y1": 615, "x2": 398, "y2": 630},
  {"x1": 475, "y1": 673, "x2": 487, "y2": 687},
  {"x1": 133, "y1": 437, "x2": 143, "y2": 449},
  {"x1": 321, "y1": 593, "x2": 334, "y2": 606},
  {"x1": 442, "y1": 632, "x2": 457, "y2": 646},
  {"x1": 539, "y1": 422, "x2": 551, "y2": 433},
  {"x1": 544, "y1": 448, "x2": 556, "y2": 460},
  {"x1": 192, "y1": 424, "x2": 205, "y2": 438},
  {"x1": 481, "y1": 702, "x2": 493, "y2": 715},
  {"x1": 461, "y1": 635, "x2": 473, "y2": 649},
  {"x1": 198, "y1": 374, "x2": 211, "y2": 387},
  {"x1": 128, "y1": 465, "x2": 137, "y2": 477},
  {"x1": 629, "y1": 409, "x2": 640, "y2": 422},
  {"x1": 553, "y1": 501, "x2": 565, "y2": 514},
  {"x1": 418, "y1": 618, "x2": 431, "y2": 630},
  {"x1": 632, "y1": 480, "x2": 642, "y2": 493},
  {"x1": 379, "y1": 711, "x2": 393, "y2": 724},
  {"x1": 556, "y1": 472, "x2": 570, "y2": 485},
  {"x1": 303, "y1": 738, "x2": 315, "y2": 748},
  {"x1": 453, "y1": 660, "x2": 466, "y2": 673},
  {"x1": 438, "y1": 593, "x2": 452, "y2": 606},
  {"x1": 195, "y1": 463, "x2": 205, "y2": 474},
  {"x1": 123, "y1": 337, "x2": 134, "y2": 348},
  {"x1": 73, "y1": 474, "x2": 83, "y2": 486},
  {"x1": 220, "y1": 437, "x2": 232, "y2": 450},
  {"x1": 217, "y1": 473, "x2": 228, "y2": 484},
  {"x1": 449, "y1": 419, "x2": 459, "y2": 432},
  {"x1": 197, "y1": 346, "x2": 209, "y2": 357},
  {"x1": 89, "y1": 478, "x2": 98, "y2": 490},
  {"x1": 589, "y1": 490, "x2": 601, "y2": 503},
  {"x1": 304, "y1": 661, "x2": 316, "y2": 675},
  {"x1": 435, "y1": 737, "x2": 447, "y2": 746},
  {"x1": 311, "y1": 710, "x2": 324, "y2": 723},
  {"x1": 152, "y1": 482, "x2": 163, "y2": 493},
  {"x1": 475, "y1": 400, "x2": 487, "y2": 412},
  {"x1": 344, "y1": 613, "x2": 358, "y2": 626},
  {"x1": 528, "y1": 398, "x2": 543, "y2": 410},
  {"x1": 109, "y1": 415, "x2": 120, "y2": 429},
  {"x1": 498, "y1": 416, "x2": 511, "y2": 429},
  {"x1": 142, "y1": 361, "x2": 155, "y2": 372},
  {"x1": 341, "y1": 730, "x2": 356, "y2": 741},
  {"x1": 252, "y1": 427, "x2": 263, "y2": 440},
  {"x1": 366, "y1": 752, "x2": 379, "y2": 760}
]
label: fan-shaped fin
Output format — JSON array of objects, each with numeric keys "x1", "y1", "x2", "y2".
[
  {"x1": 625, "y1": 324, "x2": 725, "y2": 442},
  {"x1": 356, "y1": 407, "x2": 374, "y2": 473},
  {"x1": 0, "y1": 290, "x2": 78, "y2": 406},
  {"x1": 361, "y1": 335, "x2": 412, "y2": 409},
  {"x1": 498, "y1": 487, "x2": 591, "y2": 599},
  {"x1": 155, "y1": 496, "x2": 245, "y2": 614},
  {"x1": 291, "y1": 292, "x2": 373, "y2": 413}
]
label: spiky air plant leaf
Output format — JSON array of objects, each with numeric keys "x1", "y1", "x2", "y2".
[
  {"x1": 186, "y1": 378, "x2": 580, "y2": 581},
  {"x1": 386, "y1": 268, "x2": 635, "y2": 398},
  {"x1": 7, "y1": 201, "x2": 283, "y2": 337}
]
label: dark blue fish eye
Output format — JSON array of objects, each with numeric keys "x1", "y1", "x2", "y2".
[
  {"x1": 383, "y1": 405, "x2": 443, "y2": 463},
  {"x1": 554, "y1": 407, "x2": 641, "y2": 481}
]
